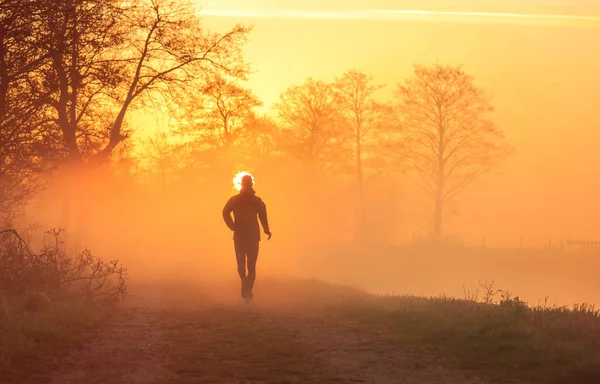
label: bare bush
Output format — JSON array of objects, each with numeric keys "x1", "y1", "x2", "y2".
[
  {"x1": 479, "y1": 281, "x2": 500, "y2": 305},
  {"x1": 463, "y1": 280, "x2": 526, "y2": 309},
  {"x1": 0, "y1": 228, "x2": 127, "y2": 303}
]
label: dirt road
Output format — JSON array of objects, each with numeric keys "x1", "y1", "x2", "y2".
[{"x1": 45, "y1": 282, "x2": 490, "y2": 384}]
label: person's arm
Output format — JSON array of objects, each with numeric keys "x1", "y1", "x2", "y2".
[
  {"x1": 257, "y1": 198, "x2": 271, "y2": 239},
  {"x1": 222, "y1": 198, "x2": 235, "y2": 231}
]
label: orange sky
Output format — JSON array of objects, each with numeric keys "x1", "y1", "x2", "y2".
[{"x1": 137, "y1": 0, "x2": 600, "y2": 246}]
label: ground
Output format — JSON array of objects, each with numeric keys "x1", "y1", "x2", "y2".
[{"x1": 12, "y1": 280, "x2": 495, "y2": 384}]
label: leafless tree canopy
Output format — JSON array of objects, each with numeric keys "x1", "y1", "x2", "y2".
[
  {"x1": 42, "y1": 0, "x2": 251, "y2": 164},
  {"x1": 176, "y1": 74, "x2": 262, "y2": 151},
  {"x1": 0, "y1": 0, "x2": 252, "y2": 220},
  {"x1": 274, "y1": 78, "x2": 342, "y2": 170}
]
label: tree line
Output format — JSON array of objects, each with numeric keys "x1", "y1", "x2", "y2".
[{"x1": 1, "y1": 0, "x2": 511, "y2": 241}]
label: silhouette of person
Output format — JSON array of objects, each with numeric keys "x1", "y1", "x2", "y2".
[{"x1": 222, "y1": 174, "x2": 271, "y2": 301}]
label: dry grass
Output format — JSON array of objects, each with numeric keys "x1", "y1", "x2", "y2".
[
  {"x1": 331, "y1": 282, "x2": 600, "y2": 384},
  {"x1": 0, "y1": 293, "x2": 108, "y2": 383}
]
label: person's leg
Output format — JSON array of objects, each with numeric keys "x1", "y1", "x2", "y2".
[
  {"x1": 245, "y1": 240, "x2": 260, "y2": 297},
  {"x1": 234, "y1": 237, "x2": 247, "y2": 298}
]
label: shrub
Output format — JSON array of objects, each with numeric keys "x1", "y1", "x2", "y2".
[{"x1": 0, "y1": 228, "x2": 128, "y2": 303}]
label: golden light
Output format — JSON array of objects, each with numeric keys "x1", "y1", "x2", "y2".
[{"x1": 233, "y1": 171, "x2": 254, "y2": 191}]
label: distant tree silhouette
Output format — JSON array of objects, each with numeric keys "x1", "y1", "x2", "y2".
[
  {"x1": 178, "y1": 74, "x2": 262, "y2": 151},
  {"x1": 144, "y1": 131, "x2": 186, "y2": 193},
  {"x1": 395, "y1": 64, "x2": 511, "y2": 241},
  {"x1": 333, "y1": 69, "x2": 386, "y2": 233},
  {"x1": 273, "y1": 78, "x2": 340, "y2": 172},
  {"x1": 238, "y1": 114, "x2": 284, "y2": 162}
]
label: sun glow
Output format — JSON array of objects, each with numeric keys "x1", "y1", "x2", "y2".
[{"x1": 233, "y1": 171, "x2": 254, "y2": 191}]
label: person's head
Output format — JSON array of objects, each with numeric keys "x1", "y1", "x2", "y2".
[{"x1": 241, "y1": 174, "x2": 253, "y2": 189}]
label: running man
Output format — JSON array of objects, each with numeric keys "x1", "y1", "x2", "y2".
[{"x1": 222, "y1": 174, "x2": 272, "y2": 301}]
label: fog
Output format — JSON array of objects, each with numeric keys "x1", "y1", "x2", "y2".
[
  {"x1": 9, "y1": 0, "x2": 600, "y2": 310},
  {"x1": 23, "y1": 146, "x2": 600, "y2": 310}
]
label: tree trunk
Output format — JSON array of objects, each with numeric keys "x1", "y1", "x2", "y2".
[
  {"x1": 434, "y1": 112, "x2": 445, "y2": 242},
  {"x1": 308, "y1": 122, "x2": 316, "y2": 173},
  {"x1": 356, "y1": 128, "x2": 366, "y2": 241},
  {"x1": 433, "y1": 186, "x2": 443, "y2": 241},
  {"x1": 52, "y1": 1, "x2": 82, "y2": 163},
  {"x1": 221, "y1": 116, "x2": 228, "y2": 149}
]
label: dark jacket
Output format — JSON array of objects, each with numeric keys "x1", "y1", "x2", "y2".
[{"x1": 222, "y1": 187, "x2": 270, "y2": 241}]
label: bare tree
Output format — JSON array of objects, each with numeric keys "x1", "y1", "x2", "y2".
[
  {"x1": 333, "y1": 69, "x2": 386, "y2": 231},
  {"x1": 242, "y1": 114, "x2": 283, "y2": 159},
  {"x1": 273, "y1": 78, "x2": 340, "y2": 171},
  {"x1": 395, "y1": 63, "x2": 511, "y2": 241},
  {"x1": 178, "y1": 74, "x2": 262, "y2": 151},
  {"x1": 43, "y1": 0, "x2": 251, "y2": 165}
]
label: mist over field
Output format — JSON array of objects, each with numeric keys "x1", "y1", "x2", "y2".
[
  {"x1": 4, "y1": 1, "x2": 600, "y2": 383},
  {"x1": 1, "y1": 0, "x2": 597, "y2": 310}
]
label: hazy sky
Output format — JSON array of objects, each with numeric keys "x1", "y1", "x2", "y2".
[
  {"x1": 182, "y1": 0, "x2": 600, "y2": 245},
  {"x1": 202, "y1": 0, "x2": 600, "y2": 12}
]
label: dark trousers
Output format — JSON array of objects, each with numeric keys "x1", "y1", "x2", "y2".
[{"x1": 234, "y1": 237, "x2": 259, "y2": 296}]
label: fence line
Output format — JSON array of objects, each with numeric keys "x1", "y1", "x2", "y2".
[{"x1": 410, "y1": 232, "x2": 600, "y2": 254}]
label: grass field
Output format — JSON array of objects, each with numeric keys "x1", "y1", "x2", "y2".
[{"x1": 323, "y1": 283, "x2": 600, "y2": 383}]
